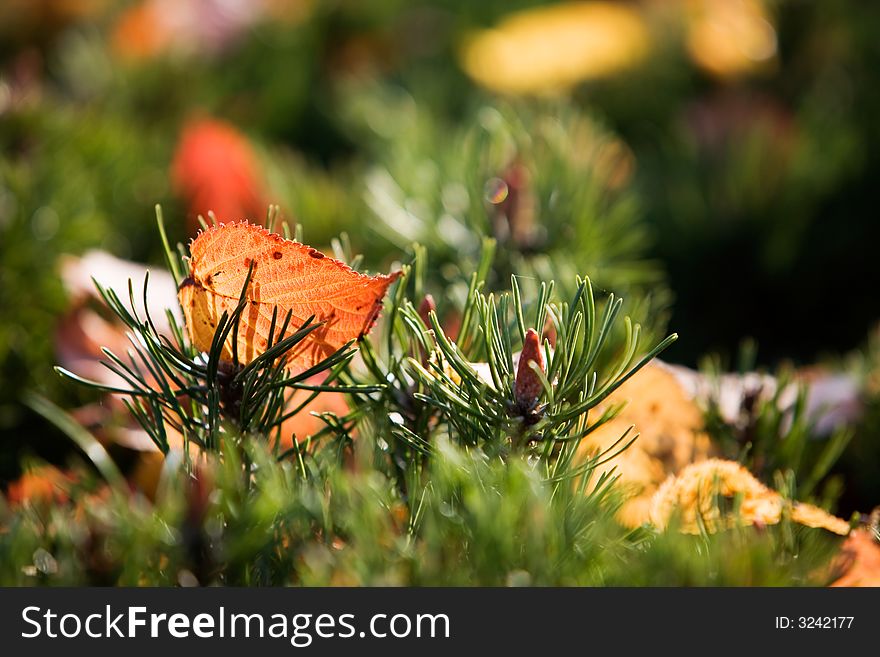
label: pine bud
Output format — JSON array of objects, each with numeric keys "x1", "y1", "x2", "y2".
[{"x1": 514, "y1": 328, "x2": 545, "y2": 411}]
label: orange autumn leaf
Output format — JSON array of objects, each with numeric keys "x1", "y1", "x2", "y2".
[
  {"x1": 178, "y1": 222, "x2": 400, "y2": 373},
  {"x1": 649, "y1": 459, "x2": 851, "y2": 536}
]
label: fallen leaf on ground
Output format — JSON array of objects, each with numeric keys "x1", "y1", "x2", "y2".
[
  {"x1": 649, "y1": 459, "x2": 850, "y2": 536},
  {"x1": 577, "y1": 361, "x2": 714, "y2": 526},
  {"x1": 57, "y1": 250, "x2": 181, "y2": 391},
  {"x1": 61, "y1": 250, "x2": 181, "y2": 331}
]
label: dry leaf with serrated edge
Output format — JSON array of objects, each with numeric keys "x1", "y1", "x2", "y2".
[{"x1": 178, "y1": 222, "x2": 400, "y2": 374}]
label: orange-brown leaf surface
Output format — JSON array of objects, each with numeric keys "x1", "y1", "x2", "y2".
[{"x1": 178, "y1": 222, "x2": 400, "y2": 373}]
